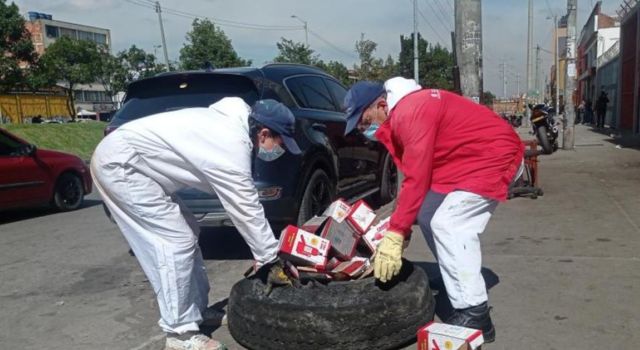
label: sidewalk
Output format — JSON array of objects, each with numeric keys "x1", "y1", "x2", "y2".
[{"x1": 208, "y1": 125, "x2": 640, "y2": 349}]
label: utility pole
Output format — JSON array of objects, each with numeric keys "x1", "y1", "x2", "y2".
[
  {"x1": 454, "y1": 0, "x2": 483, "y2": 103},
  {"x1": 553, "y1": 15, "x2": 560, "y2": 114},
  {"x1": 500, "y1": 60, "x2": 507, "y2": 98},
  {"x1": 516, "y1": 73, "x2": 521, "y2": 97},
  {"x1": 413, "y1": 0, "x2": 419, "y2": 82},
  {"x1": 563, "y1": 0, "x2": 577, "y2": 149},
  {"x1": 526, "y1": 0, "x2": 534, "y2": 97},
  {"x1": 155, "y1": 1, "x2": 170, "y2": 71},
  {"x1": 291, "y1": 15, "x2": 308, "y2": 46},
  {"x1": 536, "y1": 45, "x2": 541, "y2": 102}
]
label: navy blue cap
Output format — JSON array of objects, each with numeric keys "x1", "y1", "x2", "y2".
[
  {"x1": 343, "y1": 81, "x2": 385, "y2": 135},
  {"x1": 250, "y1": 99, "x2": 301, "y2": 155}
]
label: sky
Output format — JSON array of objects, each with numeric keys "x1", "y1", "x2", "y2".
[{"x1": 14, "y1": 0, "x2": 622, "y2": 97}]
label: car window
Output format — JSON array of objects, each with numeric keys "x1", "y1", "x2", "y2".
[
  {"x1": 324, "y1": 79, "x2": 348, "y2": 112},
  {"x1": 0, "y1": 132, "x2": 21, "y2": 156},
  {"x1": 286, "y1": 76, "x2": 336, "y2": 111},
  {"x1": 113, "y1": 74, "x2": 259, "y2": 122}
]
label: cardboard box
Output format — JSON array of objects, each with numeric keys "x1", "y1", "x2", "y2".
[
  {"x1": 278, "y1": 225, "x2": 331, "y2": 269},
  {"x1": 346, "y1": 200, "x2": 377, "y2": 234},
  {"x1": 331, "y1": 257, "x2": 369, "y2": 278},
  {"x1": 362, "y1": 216, "x2": 391, "y2": 253},
  {"x1": 322, "y1": 199, "x2": 351, "y2": 223},
  {"x1": 417, "y1": 322, "x2": 484, "y2": 350},
  {"x1": 320, "y1": 218, "x2": 361, "y2": 260},
  {"x1": 300, "y1": 215, "x2": 329, "y2": 234}
]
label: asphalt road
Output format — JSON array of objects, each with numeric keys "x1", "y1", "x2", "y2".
[{"x1": 1, "y1": 125, "x2": 639, "y2": 350}]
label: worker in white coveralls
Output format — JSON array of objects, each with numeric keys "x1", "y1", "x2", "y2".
[
  {"x1": 343, "y1": 78, "x2": 524, "y2": 343},
  {"x1": 91, "y1": 98, "x2": 299, "y2": 350}
]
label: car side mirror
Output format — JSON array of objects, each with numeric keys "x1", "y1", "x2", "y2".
[{"x1": 19, "y1": 144, "x2": 37, "y2": 157}]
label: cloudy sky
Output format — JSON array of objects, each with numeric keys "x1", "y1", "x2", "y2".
[{"x1": 14, "y1": 0, "x2": 621, "y2": 97}]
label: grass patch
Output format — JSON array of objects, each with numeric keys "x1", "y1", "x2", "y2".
[{"x1": 3, "y1": 122, "x2": 106, "y2": 161}]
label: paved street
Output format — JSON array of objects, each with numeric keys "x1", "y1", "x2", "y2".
[{"x1": 1, "y1": 125, "x2": 639, "y2": 350}]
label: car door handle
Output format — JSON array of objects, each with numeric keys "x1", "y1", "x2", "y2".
[{"x1": 311, "y1": 123, "x2": 327, "y2": 131}]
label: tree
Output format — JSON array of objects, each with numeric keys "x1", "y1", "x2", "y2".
[
  {"x1": 37, "y1": 36, "x2": 102, "y2": 118},
  {"x1": 0, "y1": 0, "x2": 37, "y2": 92},
  {"x1": 273, "y1": 38, "x2": 318, "y2": 65},
  {"x1": 398, "y1": 33, "x2": 454, "y2": 90},
  {"x1": 482, "y1": 91, "x2": 496, "y2": 106},
  {"x1": 179, "y1": 19, "x2": 251, "y2": 70},
  {"x1": 354, "y1": 34, "x2": 384, "y2": 81}
]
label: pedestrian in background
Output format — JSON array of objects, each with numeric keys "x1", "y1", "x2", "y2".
[{"x1": 596, "y1": 89, "x2": 609, "y2": 129}]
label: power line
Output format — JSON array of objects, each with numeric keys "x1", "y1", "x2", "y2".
[
  {"x1": 124, "y1": 0, "x2": 304, "y2": 31},
  {"x1": 432, "y1": 0, "x2": 455, "y2": 30},
  {"x1": 421, "y1": 0, "x2": 454, "y2": 33},
  {"x1": 416, "y1": 3, "x2": 448, "y2": 47},
  {"x1": 308, "y1": 29, "x2": 358, "y2": 59}
]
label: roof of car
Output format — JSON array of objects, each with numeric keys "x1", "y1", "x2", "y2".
[{"x1": 145, "y1": 63, "x2": 332, "y2": 82}]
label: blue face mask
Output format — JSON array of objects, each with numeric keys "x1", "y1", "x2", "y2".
[
  {"x1": 257, "y1": 143, "x2": 286, "y2": 162},
  {"x1": 363, "y1": 123, "x2": 379, "y2": 141}
]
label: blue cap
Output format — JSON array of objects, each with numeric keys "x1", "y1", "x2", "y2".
[
  {"x1": 250, "y1": 99, "x2": 301, "y2": 155},
  {"x1": 343, "y1": 81, "x2": 385, "y2": 135}
]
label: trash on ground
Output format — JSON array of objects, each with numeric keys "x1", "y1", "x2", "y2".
[{"x1": 417, "y1": 322, "x2": 484, "y2": 350}]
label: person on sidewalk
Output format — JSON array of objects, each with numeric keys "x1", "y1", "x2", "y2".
[
  {"x1": 343, "y1": 78, "x2": 524, "y2": 343},
  {"x1": 91, "y1": 98, "x2": 299, "y2": 350},
  {"x1": 596, "y1": 89, "x2": 609, "y2": 129}
]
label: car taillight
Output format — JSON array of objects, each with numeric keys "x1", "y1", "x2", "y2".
[{"x1": 104, "y1": 125, "x2": 118, "y2": 136}]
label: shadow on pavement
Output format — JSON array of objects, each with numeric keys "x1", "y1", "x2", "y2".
[
  {"x1": 0, "y1": 198, "x2": 103, "y2": 225},
  {"x1": 589, "y1": 126, "x2": 640, "y2": 150},
  {"x1": 414, "y1": 261, "x2": 500, "y2": 321}
]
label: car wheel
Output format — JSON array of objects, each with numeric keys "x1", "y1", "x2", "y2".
[
  {"x1": 296, "y1": 169, "x2": 334, "y2": 226},
  {"x1": 228, "y1": 259, "x2": 435, "y2": 350},
  {"x1": 53, "y1": 173, "x2": 84, "y2": 211},
  {"x1": 375, "y1": 153, "x2": 399, "y2": 205}
]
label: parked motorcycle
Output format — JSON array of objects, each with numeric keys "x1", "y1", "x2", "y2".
[{"x1": 528, "y1": 103, "x2": 559, "y2": 154}]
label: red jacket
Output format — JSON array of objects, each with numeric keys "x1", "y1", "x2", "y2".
[{"x1": 376, "y1": 89, "x2": 524, "y2": 237}]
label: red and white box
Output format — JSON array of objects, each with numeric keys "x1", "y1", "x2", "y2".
[
  {"x1": 346, "y1": 200, "x2": 377, "y2": 234},
  {"x1": 300, "y1": 215, "x2": 330, "y2": 234},
  {"x1": 320, "y1": 218, "x2": 361, "y2": 260},
  {"x1": 362, "y1": 216, "x2": 392, "y2": 253},
  {"x1": 417, "y1": 322, "x2": 484, "y2": 350},
  {"x1": 278, "y1": 225, "x2": 331, "y2": 269},
  {"x1": 322, "y1": 199, "x2": 351, "y2": 223},
  {"x1": 331, "y1": 257, "x2": 369, "y2": 278}
]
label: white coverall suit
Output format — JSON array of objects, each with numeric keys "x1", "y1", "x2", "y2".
[{"x1": 91, "y1": 97, "x2": 279, "y2": 334}]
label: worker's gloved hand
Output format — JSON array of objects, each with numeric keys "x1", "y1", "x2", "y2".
[
  {"x1": 373, "y1": 231, "x2": 405, "y2": 283},
  {"x1": 252, "y1": 258, "x2": 293, "y2": 295}
]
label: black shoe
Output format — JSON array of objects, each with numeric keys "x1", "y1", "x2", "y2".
[{"x1": 445, "y1": 302, "x2": 495, "y2": 343}]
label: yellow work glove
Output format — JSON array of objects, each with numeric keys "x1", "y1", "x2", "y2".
[{"x1": 373, "y1": 231, "x2": 405, "y2": 283}]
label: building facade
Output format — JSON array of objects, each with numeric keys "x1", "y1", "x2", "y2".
[
  {"x1": 24, "y1": 12, "x2": 115, "y2": 115},
  {"x1": 576, "y1": 2, "x2": 619, "y2": 111},
  {"x1": 619, "y1": 1, "x2": 640, "y2": 133}
]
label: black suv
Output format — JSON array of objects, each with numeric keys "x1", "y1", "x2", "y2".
[{"x1": 105, "y1": 64, "x2": 398, "y2": 227}]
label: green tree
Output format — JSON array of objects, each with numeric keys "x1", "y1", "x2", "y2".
[
  {"x1": 354, "y1": 34, "x2": 384, "y2": 81},
  {"x1": 179, "y1": 19, "x2": 251, "y2": 70},
  {"x1": 273, "y1": 38, "x2": 318, "y2": 65},
  {"x1": 0, "y1": 0, "x2": 37, "y2": 92},
  {"x1": 37, "y1": 36, "x2": 102, "y2": 118},
  {"x1": 482, "y1": 91, "x2": 496, "y2": 106},
  {"x1": 111, "y1": 45, "x2": 164, "y2": 93},
  {"x1": 398, "y1": 33, "x2": 454, "y2": 90}
]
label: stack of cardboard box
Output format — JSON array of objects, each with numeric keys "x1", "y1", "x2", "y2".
[{"x1": 278, "y1": 199, "x2": 391, "y2": 282}]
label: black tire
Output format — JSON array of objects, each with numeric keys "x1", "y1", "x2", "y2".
[
  {"x1": 536, "y1": 126, "x2": 554, "y2": 154},
  {"x1": 52, "y1": 172, "x2": 84, "y2": 211},
  {"x1": 296, "y1": 169, "x2": 334, "y2": 226},
  {"x1": 375, "y1": 153, "x2": 399, "y2": 205},
  {"x1": 228, "y1": 260, "x2": 435, "y2": 350}
]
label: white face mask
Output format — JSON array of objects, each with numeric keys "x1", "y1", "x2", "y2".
[{"x1": 257, "y1": 144, "x2": 286, "y2": 162}]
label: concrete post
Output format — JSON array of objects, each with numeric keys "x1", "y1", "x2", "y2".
[
  {"x1": 454, "y1": 0, "x2": 483, "y2": 103},
  {"x1": 563, "y1": 0, "x2": 577, "y2": 149}
]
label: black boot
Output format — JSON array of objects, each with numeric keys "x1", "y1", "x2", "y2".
[{"x1": 445, "y1": 302, "x2": 495, "y2": 343}]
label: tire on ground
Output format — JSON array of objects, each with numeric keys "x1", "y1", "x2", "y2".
[
  {"x1": 228, "y1": 260, "x2": 435, "y2": 350},
  {"x1": 536, "y1": 126, "x2": 554, "y2": 154}
]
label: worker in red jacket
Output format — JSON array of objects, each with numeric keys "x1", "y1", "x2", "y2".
[{"x1": 344, "y1": 77, "x2": 524, "y2": 342}]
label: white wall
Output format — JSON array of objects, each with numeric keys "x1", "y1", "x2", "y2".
[{"x1": 597, "y1": 27, "x2": 620, "y2": 57}]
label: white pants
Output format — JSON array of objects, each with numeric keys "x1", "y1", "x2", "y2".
[
  {"x1": 418, "y1": 191, "x2": 498, "y2": 309},
  {"x1": 91, "y1": 134, "x2": 209, "y2": 334}
]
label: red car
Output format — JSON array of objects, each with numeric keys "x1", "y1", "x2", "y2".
[{"x1": 0, "y1": 128, "x2": 92, "y2": 212}]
